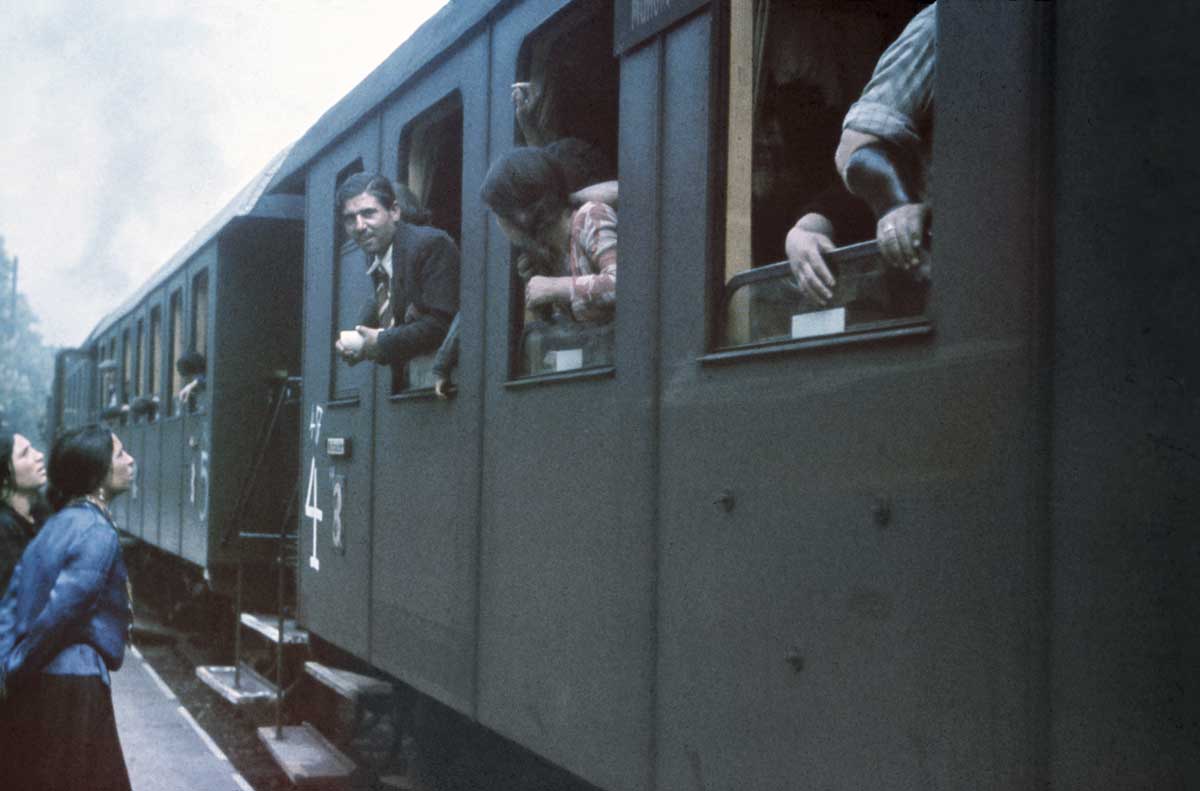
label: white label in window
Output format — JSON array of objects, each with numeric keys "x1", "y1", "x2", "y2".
[
  {"x1": 551, "y1": 349, "x2": 584, "y2": 372},
  {"x1": 791, "y1": 308, "x2": 846, "y2": 339}
]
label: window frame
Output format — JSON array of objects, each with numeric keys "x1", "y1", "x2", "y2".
[
  {"x1": 191, "y1": 269, "x2": 209, "y2": 359},
  {"x1": 503, "y1": 0, "x2": 621, "y2": 385},
  {"x1": 328, "y1": 159, "x2": 367, "y2": 407},
  {"x1": 704, "y1": 0, "x2": 935, "y2": 362},
  {"x1": 167, "y1": 289, "x2": 184, "y2": 417},
  {"x1": 390, "y1": 91, "x2": 465, "y2": 398},
  {"x1": 147, "y1": 305, "x2": 162, "y2": 422},
  {"x1": 133, "y1": 318, "x2": 144, "y2": 399}
]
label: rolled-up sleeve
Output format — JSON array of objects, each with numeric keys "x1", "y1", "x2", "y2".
[
  {"x1": 568, "y1": 202, "x2": 618, "y2": 322},
  {"x1": 842, "y1": 3, "x2": 935, "y2": 152}
]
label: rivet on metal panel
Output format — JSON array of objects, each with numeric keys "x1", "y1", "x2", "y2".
[
  {"x1": 785, "y1": 647, "x2": 805, "y2": 673},
  {"x1": 872, "y1": 497, "x2": 892, "y2": 528},
  {"x1": 713, "y1": 489, "x2": 735, "y2": 513}
]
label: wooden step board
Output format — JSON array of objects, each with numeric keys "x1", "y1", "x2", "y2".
[
  {"x1": 241, "y1": 612, "x2": 310, "y2": 645},
  {"x1": 304, "y1": 661, "x2": 393, "y2": 703},
  {"x1": 258, "y1": 723, "x2": 357, "y2": 787},
  {"x1": 196, "y1": 663, "x2": 278, "y2": 705}
]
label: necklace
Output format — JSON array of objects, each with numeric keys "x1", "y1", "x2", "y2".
[{"x1": 83, "y1": 492, "x2": 111, "y2": 517}]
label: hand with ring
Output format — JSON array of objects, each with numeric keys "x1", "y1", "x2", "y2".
[{"x1": 876, "y1": 203, "x2": 931, "y2": 272}]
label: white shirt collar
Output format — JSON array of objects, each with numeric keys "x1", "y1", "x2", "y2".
[{"x1": 365, "y1": 243, "x2": 394, "y2": 279}]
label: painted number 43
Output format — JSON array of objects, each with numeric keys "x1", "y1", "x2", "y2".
[{"x1": 305, "y1": 456, "x2": 322, "y2": 570}]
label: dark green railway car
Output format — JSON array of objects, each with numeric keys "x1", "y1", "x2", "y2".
[
  {"x1": 59, "y1": 1, "x2": 1197, "y2": 789},
  {"x1": 278, "y1": 1, "x2": 1197, "y2": 788},
  {"x1": 65, "y1": 152, "x2": 304, "y2": 584}
]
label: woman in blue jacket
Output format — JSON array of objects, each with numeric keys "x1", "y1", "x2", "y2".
[{"x1": 0, "y1": 425, "x2": 136, "y2": 791}]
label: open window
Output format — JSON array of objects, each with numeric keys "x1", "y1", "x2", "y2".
[
  {"x1": 331, "y1": 160, "x2": 368, "y2": 403},
  {"x1": 119, "y1": 329, "x2": 131, "y2": 424},
  {"x1": 192, "y1": 271, "x2": 209, "y2": 359},
  {"x1": 508, "y1": 0, "x2": 620, "y2": 380},
  {"x1": 717, "y1": 0, "x2": 931, "y2": 353},
  {"x1": 98, "y1": 339, "x2": 118, "y2": 417},
  {"x1": 182, "y1": 270, "x2": 210, "y2": 413},
  {"x1": 145, "y1": 306, "x2": 162, "y2": 422},
  {"x1": 394, "y1": 93, "x2": 463, "y2": 394},
  {"x1": 133, "y1": 319, "x2": 143, "y2": 398},
  {"x1": 167, "y1": 290, "x2": 183, "y2": 417}
]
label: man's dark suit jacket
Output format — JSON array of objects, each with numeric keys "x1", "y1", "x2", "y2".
[{"x1": 357, "y1": 221, "x2": 460, "y2": 379}]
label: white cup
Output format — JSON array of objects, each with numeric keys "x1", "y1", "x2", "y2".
[{"x1": 339, "y1": 330, "x2": 364, "y2": 354}]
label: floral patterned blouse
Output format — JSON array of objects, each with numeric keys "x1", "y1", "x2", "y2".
[{"x1": 564, "y1": 201, "x2": 617, "y2": 322}]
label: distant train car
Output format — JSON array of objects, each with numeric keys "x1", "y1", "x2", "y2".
[
  {"x1": 59, "y1": 151, "x2": 304, "y2": 588},
  {"x1": 61, "y1": 1, "x2": 1197, "y2": 789},
  {"x1": 46, "y1": 347, "x2": 94, "y2": 442}
]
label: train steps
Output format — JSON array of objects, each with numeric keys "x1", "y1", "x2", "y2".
[
  {"x1": 240, "y1": 612, "x2": 311, "y2": 645},
  {"x1": 195, "y1": 613, "x2": 308, "y2": 705},
  {"x1": 303, "y1": 661, "x2": 416, "y2": 789},
  {"x1": 257, "y1": 722, "x2": 357, "y2": 788},
  {"x1": 304, "y1": 661, "x2": 392, "y2": 705},
  {"x1": 252, "y1": 661, "x2": 414, "y2": 789},
  {"x1": 195, "y1": 662, "x2": 279, "y2": 705}
]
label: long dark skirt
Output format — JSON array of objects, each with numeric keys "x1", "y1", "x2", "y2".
[{"x1": 0, "y1": 673, "x2": 132, "y2": 791}]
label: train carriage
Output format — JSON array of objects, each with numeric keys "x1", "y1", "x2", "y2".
[
  {"x1": 56, "y1": 1, "x2": 1198, "y2": 789},
  {"x1": 54, "y1": 151, "x2": 304, "y2": 585}
]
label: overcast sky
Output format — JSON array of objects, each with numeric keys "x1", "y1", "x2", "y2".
[{"x1": 1, "y1": 0, "x2": 448, "y2": 347}]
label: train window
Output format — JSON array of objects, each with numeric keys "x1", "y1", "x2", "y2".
[
  {"x1": 133, "y1": 319, "x2": 143, "y2": 397},
  {"x1": 394, "y1": 93, "x2": 463, "y2": 393},
  {"x1": 167, "y1": 290, "x2": 183, "y2": 416},
  {"x1": 99, "y1": 341, "x2": 118, "y2": 412},
  {"x1": 180, "y1": 271, "x2": 210, "y2": 413},
  {"x1": 147, "y1": 307, "x2": 161, "y2": 421},
  {"x1": 331, "y1": 160, "x2": 369, "y2": 402},
  {"x1": 120, "y1": 329, "x2": 131, "y2": 420},
  {"x1": 505, "y1": 0, "x2": 619, "y2": 380},
  {"x1": 191, "y1": 271, "x2": 208, "y2": 358},
  {"x1": 717, "y1": 0, "x2": 931, "y2": 352}
]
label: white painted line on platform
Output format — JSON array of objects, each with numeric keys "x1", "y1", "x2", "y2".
[
  {"x1": 129, "y1": 644, "x2": 143, "y2": 660},
  {"x1": 232, "y1": 771, "x2": 255, "y2": 791},
  {"x1": 177, "y1": 705, "x2": 229, "y2": 762},
  {"x1": 141, "y1": 660, "x2": 177, "y2": 700}
]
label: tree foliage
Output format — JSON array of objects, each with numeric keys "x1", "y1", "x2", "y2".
[{"x1": 0, "y1": 235, "x2": 55, "y2": 445}]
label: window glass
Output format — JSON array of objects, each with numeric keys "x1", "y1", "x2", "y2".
[
  {"x1": 720, "y1": 0, "x2": 931, "y2": 349},
  {"x1": 191, "y1": 271, "x2": 209, "y2": 358},
  {"x1": 120, "y1": 330, "x2": 131, "y2": 421},
  {"x1": 331, "y1": 161, "x2": 369, "y2": 401},
  {"x1": 148, "y1": 306, "x2": 161, "y2": 420},
  {"x1": 100, "y1": 341, "x2": 118, "y2": 411},
  {"x1": 168, "y1": 290, "x2": 183, "y2": 416},
  {"x1": 133, "y1": 319, "x2": 143, "y2": 397},
  {"x1": 502, "y1": 1, "x2": 619, "y2": 379},
  {"x1": 395, "y1": 95, "x2": 463, "y2": 393}
]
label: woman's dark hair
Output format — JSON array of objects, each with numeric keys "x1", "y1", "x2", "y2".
[
  {"x1": 479, "y1": 147, "x2": 569, "y2": 238},
  {"x1": 335, "y1": 173, "x2": 396, "y2": 214},
  {"x1": 0, "y1": 432, "x2": 15, "y2": 500},
  {"x1": 47, "y1": 425, "x2": 113, "y2": 512}
]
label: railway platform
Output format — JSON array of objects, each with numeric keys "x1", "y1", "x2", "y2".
[{"x1": 113, "y1": 644, "x2": 255, "y2": 791}]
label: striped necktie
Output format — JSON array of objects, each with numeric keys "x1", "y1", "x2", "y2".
[{"x1": 372, "y1": 269, "x2": 394, "y2": 328}]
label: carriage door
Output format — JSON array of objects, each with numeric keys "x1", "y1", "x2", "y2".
[{"x1": 297, "y1": 141, "x2": 379, "y2": 659}]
